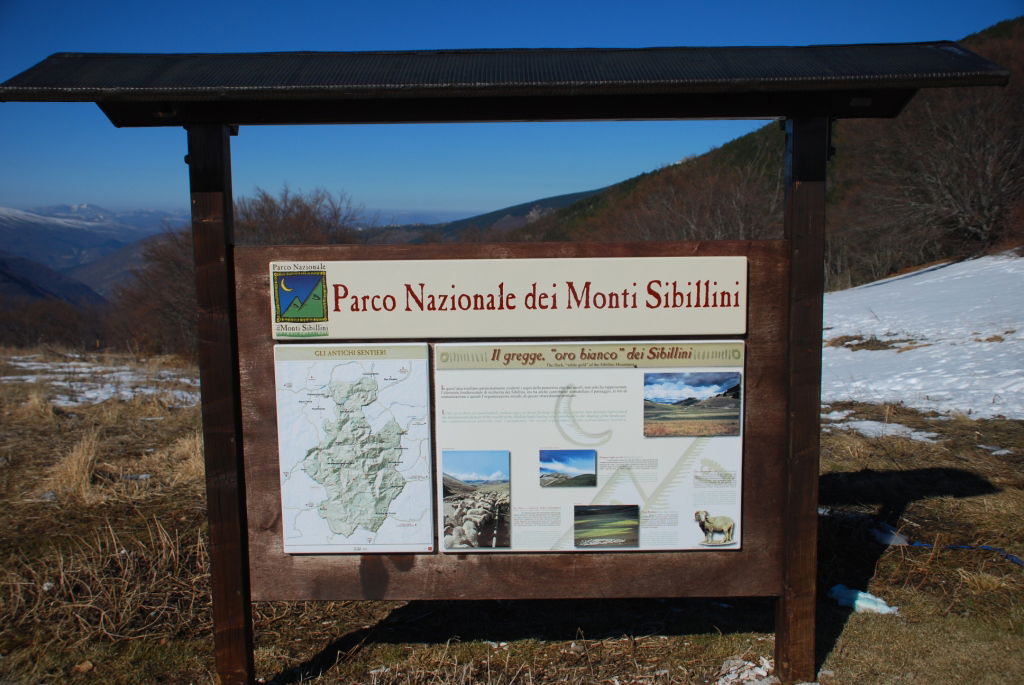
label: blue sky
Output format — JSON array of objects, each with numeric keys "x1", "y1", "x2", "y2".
[
  {"x1": 644, "y1": 371, "x2": 741, "y2": 403},
  {"x1": 442, "y1": 450, "x2": 509, "y2": 482},
  {"x1": 539, "y1": 449, "x2": 597, "y2": 476},
  {"x1": 1, "y1": 1, "x2": 1019, "y2": 220}
]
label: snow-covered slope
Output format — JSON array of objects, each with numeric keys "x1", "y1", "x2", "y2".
[{"x1": 822, "y1": 252, "x2": 1023, "y2": 419}]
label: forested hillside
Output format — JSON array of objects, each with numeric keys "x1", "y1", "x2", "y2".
[{"x1": 503, "y1": 18, "x2": 1023, "y2": 290}]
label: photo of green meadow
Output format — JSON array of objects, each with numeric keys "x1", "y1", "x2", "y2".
[{"x1": 573, "y1": 504, "x2": 640, "y2": 548}]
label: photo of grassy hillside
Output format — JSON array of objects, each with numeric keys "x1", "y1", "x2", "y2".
[
  {"x1": 539, "y1": 449, "x2": 597, "y2": 487},
  {"x1": 643, "y1": 372, "x2": 742, "y2": 437},
  {"x1": 573, "y1": 505, "x2": 640, "y2": 548}
]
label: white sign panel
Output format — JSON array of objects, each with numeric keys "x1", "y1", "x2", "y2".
[
  {"x1": 434, "y1": 341, "x2": 744, "y2": 552},
  {"x1": 270, "y1": 256, "x2": 747, "y2": 339},
  {"x1": 274, "y1": 344, "x2": 434, "y2": 553}
]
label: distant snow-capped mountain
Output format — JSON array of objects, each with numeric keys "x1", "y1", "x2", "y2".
[
  {"x1": 0, "y1": 206, "x2": 137, "y2": 236},
  {"x1": 29, "y1": 204, "x2": 190, "y2": 233},
  {"x1": 29, "y1": 203, "x2": 119, "y2": 223},
  {"x1": 0, "y1": 205, "x2": 176, "y2": 272}
]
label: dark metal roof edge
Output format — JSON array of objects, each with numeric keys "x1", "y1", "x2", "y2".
[
  {"x1": 20, "y1": 39, "x2": 979, "y2": 58},
  {"x1": 0, "y1": 72, "x2": 1010, "y2": 104},
  {"x1": 0, "y1": 42, "x2": 1009, "y2": 107}
]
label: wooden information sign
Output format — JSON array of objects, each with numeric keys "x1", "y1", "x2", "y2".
[
  {"x1": 2, "y1": 42, "x2": 1006, "y2": 685},
  {"x1": 236, "y1": 240, "x2": 789, "y2": 606},
  {"x1": 220, "y1": 116, "x2": 827, "y2": 682}
]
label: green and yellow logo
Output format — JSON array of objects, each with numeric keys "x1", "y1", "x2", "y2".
[{"x1": 273, "y1": 271, "x2": 327, "y2": 323}]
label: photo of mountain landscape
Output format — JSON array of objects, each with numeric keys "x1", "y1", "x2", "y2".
[
  {"x1": 643, "y1": 372, "x2": 742, "y2": 437},
  {"x1": 538, "y1": 449, "x2": 597, "y2": 487}
]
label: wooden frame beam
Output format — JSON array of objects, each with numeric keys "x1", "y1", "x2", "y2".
[
  {"x1": 187, "y1": 124, "x2": 255, "y2": 685},
  {"x1": 98, "y1": 89, "x2": 916, "y2": 126},
  {"x1": 774, "y1": 116, "x2": 829, "y2": 684}
]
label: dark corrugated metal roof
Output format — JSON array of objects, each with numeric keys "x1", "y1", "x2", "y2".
[
  {"x1": 0, "y1": 43, "x2": 1009, "y2": 125},
  {"x1": 2, "y1": 44, "x2": 1008, "y2": 96}
]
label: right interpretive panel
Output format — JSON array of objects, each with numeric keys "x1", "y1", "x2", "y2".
[{"x1": 434, "y1": 340, "x2": 744, "y2": 552}]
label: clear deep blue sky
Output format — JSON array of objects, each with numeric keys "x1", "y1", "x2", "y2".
[{"x1": 0, "y1": 1, "x2": 1019, "y2": 222}]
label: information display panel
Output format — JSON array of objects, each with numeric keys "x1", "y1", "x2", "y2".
[
  {"x1": 435, "y1": 340, "x2": 744, "y2": 552},
  {"x1": 274, "y1": 343, "x2": 434, "y2": 553}
]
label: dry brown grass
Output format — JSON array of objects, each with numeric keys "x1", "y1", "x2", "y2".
[
  {"x1": 643, "y1": 420, "x2": 740, "y2": 437},
  {"x1": 23, "y1": 394, "x2": 205, "y2": 505},
  {"x1": 44, "y1": 427, "x2": 102, "y2": 504},
  {"x1": 0, "y1": 351, "x2": 216, "y2": 683},
  {"x1": 824, "y1": 335, "x2": 927, "y2": 352},
  {"x1": 165, "y1": 429, "x2": 206, "y2": 488},
  {"x1": 1, "y1": 518, "x2": 211, "y2": 646},
  {"x1": 6, "y1": 388, "x2": 59, "y2": 425},
  {"x1": 2, "y1": 352, "x2": 1022, "y2": 683},
  {"x1": 817, "y1": 401, "x2": 1024, "y2": 684}
]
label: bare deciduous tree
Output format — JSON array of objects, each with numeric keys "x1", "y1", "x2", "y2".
[
  {"x1": 621, "y1": 141, "x2": 783, "y2": 242},
  {"x1": 108, "y1": 187, "x2": 364, "y2": 355},
  {"x1": 870, "y1": 87, "x2": 1024, "y2": 247},
  {"x1": 234, "y1": 187, "x2": 365, "y2": 245},
  {"x1": 106, "y1": 228, "x2": 196, "y2": 355}
]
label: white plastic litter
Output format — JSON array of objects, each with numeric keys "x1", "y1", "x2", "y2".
[
  {"x1": 870, "y1": 522, "x2": 910, "y2": 546},
  {"x1": 715, "y1": 656, "x2": 779, "y2": 684},
  {"x1": 828, "y1": 584, "x2": 899, "y2": 614}
]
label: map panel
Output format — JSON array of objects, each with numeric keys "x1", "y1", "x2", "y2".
[{"x1": 274, "y1": 344, "x2": 433, "y2": 553}]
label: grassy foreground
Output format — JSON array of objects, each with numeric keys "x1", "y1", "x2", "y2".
[{"x1": 0, "y1": 348, "x2": 1021, "y2": 684}]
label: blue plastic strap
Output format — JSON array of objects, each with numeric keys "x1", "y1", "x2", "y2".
[{"x1": 901, "y1": 540, "x2": 1023, "y2": 567}]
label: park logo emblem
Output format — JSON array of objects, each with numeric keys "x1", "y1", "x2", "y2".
[{"x1": 273, "y1": 271, "x2": 328, "y2": 323}]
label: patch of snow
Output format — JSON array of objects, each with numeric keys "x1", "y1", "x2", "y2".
[
  {"x1": 823, "y1": 253, "x2": 1024, "y2": 418},
  {"x1": 836, "y1": 420, "x2": 941, "y2": 443},
  {"x1": 1, "y1": 356, "x2": 199, "y2": 407}
]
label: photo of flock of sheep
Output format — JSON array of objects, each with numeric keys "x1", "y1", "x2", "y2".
[{"x1": 440, "y1": 450, "x2": 511, "y2": 549}]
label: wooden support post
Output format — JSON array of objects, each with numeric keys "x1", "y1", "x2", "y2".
[
  {"x1": 187, "y1": 124, "x2": 255, "y2": 685},
  {"x1": 775, "y1": 117, "x2": 829, "y2": 684}
]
